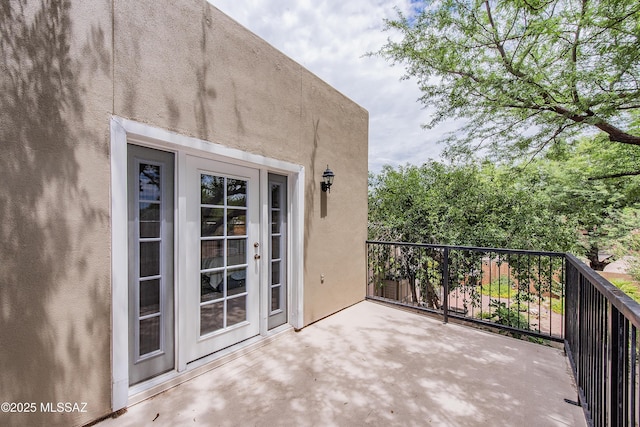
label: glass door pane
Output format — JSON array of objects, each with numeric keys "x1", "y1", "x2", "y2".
[
  {"x1": 137, "y1": 163, "x2": 165, "y2": 358},
  {"x1": 199, "y1": 174, "x2": 249, "y2": 336},
  {"x1": 127, "y1": 145, "x2": 175, "y2": 386},
  {"x1": 268, "y1": 174, "x2": 287, "y2": 329}
]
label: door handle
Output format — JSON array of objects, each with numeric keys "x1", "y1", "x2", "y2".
[{"x1": 254, "y1": 254, "x2": 261, "y2": 260}]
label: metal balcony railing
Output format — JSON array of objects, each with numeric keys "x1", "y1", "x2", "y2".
[
  {"x1": 565, "y1": 254, "x2": 640, "y2": 427},
  {"x1": 367, "y1": 241, "x2": 566, "y2": 340},
  {"x1": 366, "y1": 240, "x2": 640, "y2": 426}
]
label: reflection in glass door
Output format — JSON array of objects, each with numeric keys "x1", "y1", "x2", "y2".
[
  {"x1": 199, "y1": 174, "x2": 249, "y2": 335},
  {"x1": 268, "y1": 174, "x2": 287, "y2": 329}
]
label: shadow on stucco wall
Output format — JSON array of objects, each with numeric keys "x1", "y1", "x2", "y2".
[
  {"x1": 0, "y1": 1, "x2": 110, "y2": 424},
  {"x1": 193, "y1": 4, "x2": 217, "y2": 141},
  {"x1": 304, "y1": 118, "x2": 321, "y2": 261}
]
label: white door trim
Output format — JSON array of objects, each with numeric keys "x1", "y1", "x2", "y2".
[{"x1": 110, "y1": 116, "x2": 305, "y2": 411}]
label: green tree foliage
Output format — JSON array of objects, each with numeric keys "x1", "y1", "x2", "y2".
[
  {"x1": 369, "y1": 161, "x2": 576, "y2": 251},
  {"x1": 368, "y1": 161, "x2": 573, "y2": 313},
  {"x1": 369, "y1": 140, "x2": 640, "y2": 270},
  {"x1": 522, "y1": 138, "x2": 640, "y2": 269},
  {"x1": 373, "y1": 0, "x2": 640, "y2": 159},
  {"x1": 607, "y1": 209, "x2": 640, "y2": 280}
]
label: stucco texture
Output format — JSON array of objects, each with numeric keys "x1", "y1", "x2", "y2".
[
  {"x1": 0, "y1": 0, "x2": 114, "y2": 426},
  {"x1": 0, "y1": 0, "x2": 368, "y2": 425},
  {"x1": 112, "y1": 0, "x2": 369, "y2": 325}
]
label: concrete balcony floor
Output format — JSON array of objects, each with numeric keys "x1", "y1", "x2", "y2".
[{"x1": 99, "y1": 301, "x2": 586, "y2": 426}]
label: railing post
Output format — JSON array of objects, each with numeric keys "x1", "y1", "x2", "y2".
[
  {"x1": 442, "y1": 247, "x2": 449, "y2": 324},
  {"x1": 608, "y1": 307, "x2": 621, "y2": 427}
]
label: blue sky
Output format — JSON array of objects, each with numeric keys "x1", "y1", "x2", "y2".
[{"x1": 207, "y1": 0, "x2": 459, "y2": 174}]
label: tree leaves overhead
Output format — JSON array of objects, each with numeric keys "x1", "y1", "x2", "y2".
[{"x1": 373, "y1": 0, "x2": 640, "y2": 159}]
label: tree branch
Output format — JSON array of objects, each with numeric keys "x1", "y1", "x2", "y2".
[
  {"x1": 587, "y1": 170, "x2": 640, "y2": 180},
  {"x1": 570, "y1": 0, "x2": 587, "y2": 106},
  {"x1": 484, "y1": 0, "x2": 525, "y2": 79},
  {"x1": 522, "y1": 123, "x2": 568, "y2": 168},
  {"x1": 545, "y1": 105, "x2": 640, "y2": 145}
]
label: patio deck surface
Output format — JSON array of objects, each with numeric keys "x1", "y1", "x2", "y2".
[{"x1": 99, "y1": 301, "x2": 586, "y2": 426}]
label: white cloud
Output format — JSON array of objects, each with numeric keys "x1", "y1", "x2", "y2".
[{"x1": 208, "y1": 0, "x2": 451, "y2": 174}]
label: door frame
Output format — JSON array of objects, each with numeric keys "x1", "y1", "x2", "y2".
[{"x1": 110, "y1": 117, "x2": 305, "y2": 411}]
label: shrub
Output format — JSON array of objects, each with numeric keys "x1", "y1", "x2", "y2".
[
  {"x1": 610, "y1": 278, "x2": 640, "y2": 304},
  {"x1": 487, "y1": 300, "x2": 530, "y2": 330},
  {"x1": 479, "y1": 276, "x2": 513, "y2": 299}
]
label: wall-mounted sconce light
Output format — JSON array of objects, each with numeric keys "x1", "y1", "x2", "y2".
[{"x1": 321, "y1": 165, "x2": 335, "y2": 193}]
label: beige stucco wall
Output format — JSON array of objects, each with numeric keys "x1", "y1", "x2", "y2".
[
  {"x1": 112, "y1": 0, "x2": 369, "y2": 325},
  {"x1": 0, "y1": 0, "x2": 367, "y2": 425},
  {"x1": 0, "y1": 0, "x2": 114, "y2": 426}
]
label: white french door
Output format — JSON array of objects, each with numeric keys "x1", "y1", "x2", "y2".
[
  {"x1": 113, "y1": 119, "x2": 304, "y2": 410},
  {"x1": 184, "y1": 155, "x2": 260, "y2": 361}
]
